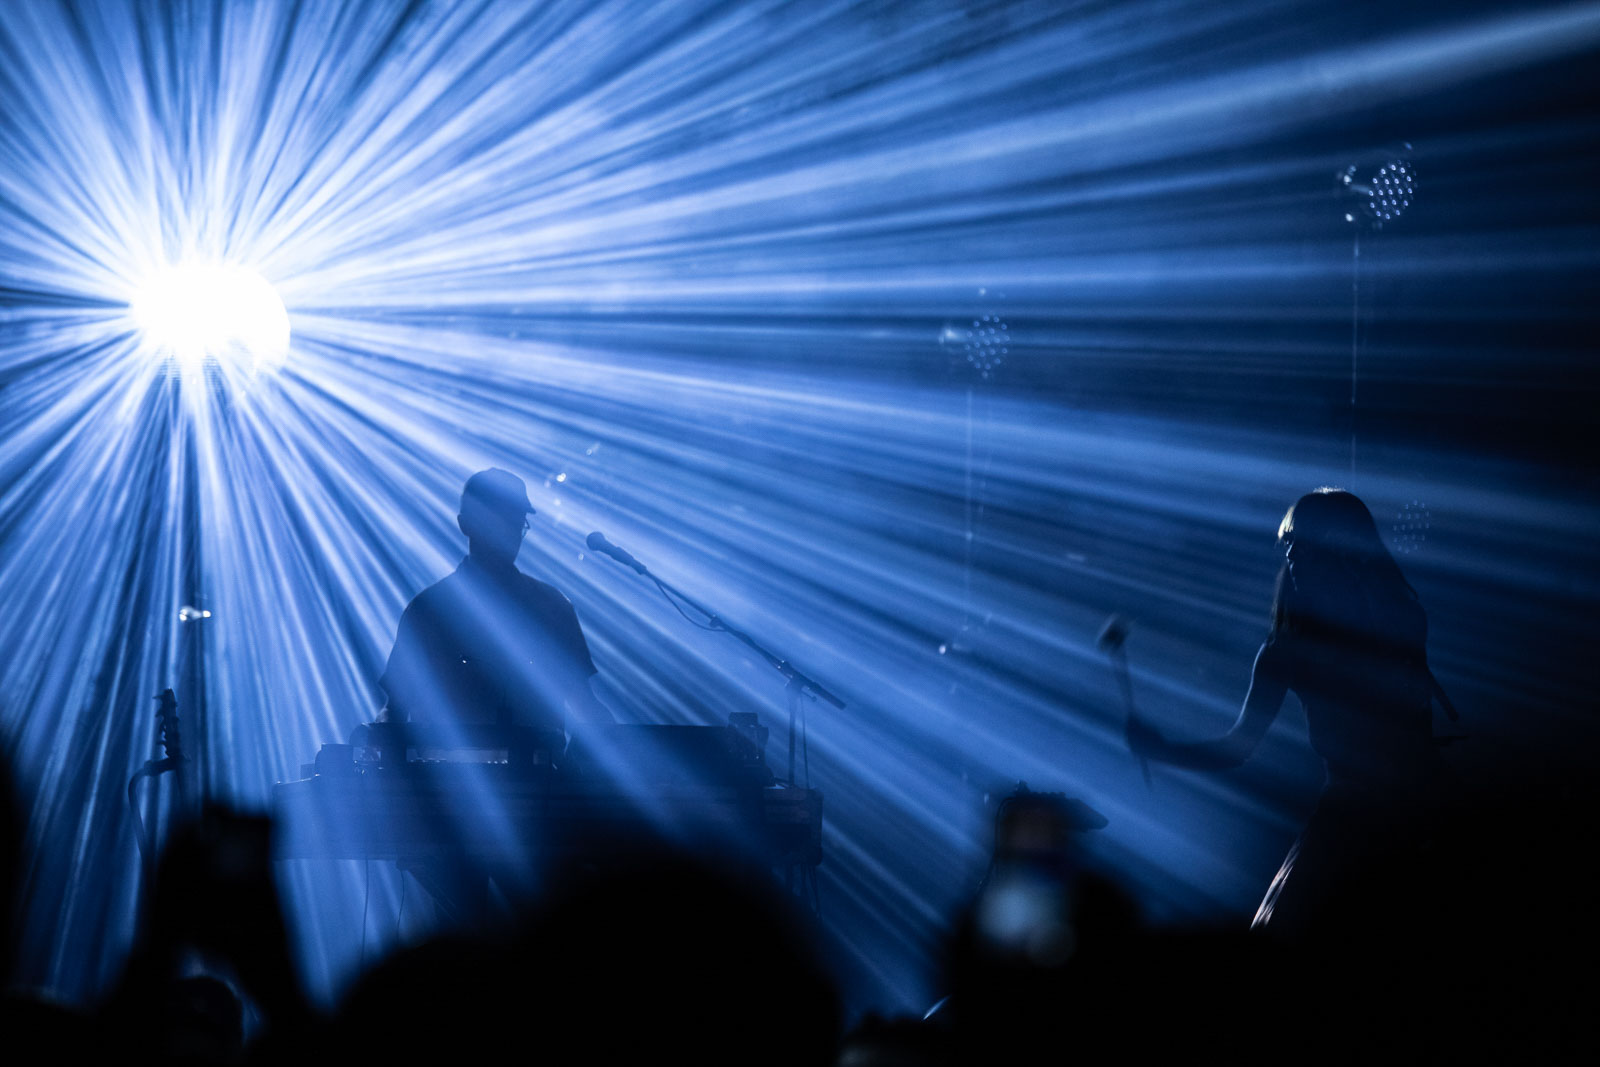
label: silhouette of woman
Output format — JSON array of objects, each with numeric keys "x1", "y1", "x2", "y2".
[{"x1": 1126, "y1": 488, "x2": 1457, "y2": 937}]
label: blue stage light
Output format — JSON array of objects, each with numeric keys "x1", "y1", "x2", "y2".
[
  {"x1": 964, "y1": 313, "x2": 1009, "y2": 381},
  {"x1": 1391, "y1": 500, "x2": 1431, "y2": 555},
  {"x1": 1339, "y1": 151, "x2": 1416, "y2": 229}
]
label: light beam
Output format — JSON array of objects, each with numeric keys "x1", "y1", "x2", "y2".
[{"x1": 0, "y1": 0, "x2": 1595, "y2": 1018}]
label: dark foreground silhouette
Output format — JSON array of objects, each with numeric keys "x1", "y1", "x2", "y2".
[
  {"x1": 847, "y1": 777, "x2": 1595, "y2": 1065},
  {"x1": 2, "y1": 747, "x2": 1593, "y2": 1063}
]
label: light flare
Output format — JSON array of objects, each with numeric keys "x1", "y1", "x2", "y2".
[{"x1": 128, "y1": 261, "x2": 291, "y2": 377}]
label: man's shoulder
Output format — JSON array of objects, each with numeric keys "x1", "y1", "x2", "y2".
[
  {"x1": 397, "y1": 563, "x2": 480, "y2": 625},
  {"x1": 406, "y1": 566, "x2": 465, "y2": 605}
]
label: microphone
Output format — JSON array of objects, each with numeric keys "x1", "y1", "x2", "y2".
[
  {"x1": 1096, "y1": 614, "x2": 1131, "y2": 652},
  {"x1": 586, "y1": 531, "x2": 649, "y2": 575}
]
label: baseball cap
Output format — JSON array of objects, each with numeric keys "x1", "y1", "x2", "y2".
[{"x1": 461, "y1": 468, "x2": 535, "y2": 518}]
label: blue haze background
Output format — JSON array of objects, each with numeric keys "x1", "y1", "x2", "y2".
[{"x1": 1, "y1": 0, "x2": 1596, "y2": 1015}]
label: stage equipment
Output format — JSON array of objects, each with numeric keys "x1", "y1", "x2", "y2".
[
  {"x1": 129, "y1": 260, "x2": 290, "y2": 376},
  {"x1": 585, "y1": 530, "x2": 841, "y2": 910},
  {"x1": 1337, "y1": 144, "x2": 1415, "y2": 475},
  {"x1": 956, "y1": 313, "x2": 1009, "y2": 382},
  {"x1": 273, "y1": 719, "x2": 823, "y2": 919},
  {"x1": 1392, "y1": 499, "x2": 1431, "y2": 555},
  {"x1": 128, "y1": 690, "x2": 190, "y2": 893},
  {"x1": 1338, "y1": 155, "x2": 1416, "y2": 230},
  {"x1": 937, "y1": 288, "x2": 1008, "y2": 662},
  {"x1": 584, "y1": 530, "x2": 845, "y2": 788}
]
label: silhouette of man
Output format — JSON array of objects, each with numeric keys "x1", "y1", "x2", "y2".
[{"x1": 379, "y1": 468, "x2": 611, "y2": 741}]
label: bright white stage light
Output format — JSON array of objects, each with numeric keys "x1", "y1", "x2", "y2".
[{"x1": 130, "y1": 262, "x2": 291, "y2": 375}]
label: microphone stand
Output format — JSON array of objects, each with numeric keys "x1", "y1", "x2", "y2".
[
  {"x1": 1097, "y1": 616, "x2": 1152, "y2": 788},
  {"x1": 1107, "y1": 640, "x2": 1153, "y2": 789},
  {"x1": 597, "y1": 544, "x2": 845, "y2": 787},
  {"x1": 663, "y1": 573, "x2": 844, "y2": 788},
  {"x1": 129, "y1": 689, "x2": 189, "y2": 893}
]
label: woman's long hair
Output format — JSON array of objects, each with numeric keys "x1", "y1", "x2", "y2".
[{"x1": 1270, "y1": 488, "x2": 1420, "y2": 647}]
